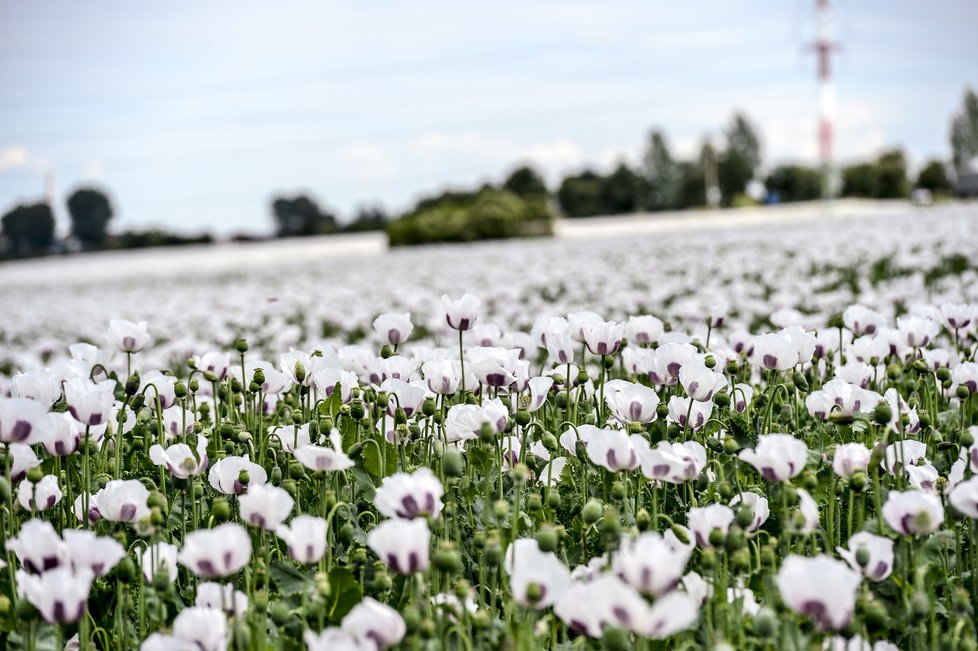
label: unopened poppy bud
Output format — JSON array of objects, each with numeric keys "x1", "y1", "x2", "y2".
[
  {"x1": 611, "y1": 481, "x2": 626, "y2": 501},
  {"x1": 599, "y1": 508, "x2": 620, "y2": 537},
  {"x1": 126, "y1": 371, "x2": 140, "y2": 396},
  {"x1": 582, "y1": 499, "x2": 603, "y2": 524},
  {"x1": 115, "y1": 557, "x2": 137, "y2": 584},
  {"x1": 575, "y1": 369, "x2": 589, "y2": 386},
  {"x1": 731, "y1": 547, "x2": 750, "y2": 572},
  {"x1": 957, "y1": 384, "x2": 971, "y2": 400},
  {"x1": 442, "y1": 449, "x2": 464, "y2": 477},
  {"x1": 212, "y1": 498, "x2": 231, "y2": 522},
  {"x1": 270, "y1": 466, "x2": 282, "y2": 486},
  {"x1": 735, "y1": 506, "x2": 755, "y2": 529},
  {"x1": 960, "y1": 429, "x2": 975, "y2": 448},
  {"x1": 0, "y1": 478, "x2": 11, "y2": 502},
  {"x1": 479, "y1": 423, "x2": 495, "y2": 443},
  {"x1": 722, "y1": 437, "x2": 738, "y2": 454},
  {"x1": 148, "y1": 490, "x2": 167, "y2": 511},
  {"x1": 0, "y1": 595, "x2": 9, "y2": 615},
  {"x1": 350, "y1": 400, "x2": 365, "y2": 420},
  {"x1": 269, "y1": 601, "x2": 290, "y2": 627},
  {"x1": 718, "y1": 480, "x2": 733, "y2": 501},
  {"x1": 492, "y1": 499, "x2": 509, "y2": 521},
  {"x1": 541, "y1": 432, "x2": 559, "y2": 452},
  {"x1": 293, "y1": 361, "x2": 305, "y2": 384},
  {"x1": 700, "y1": 548, "x2": 717, "y2": 569},
  {"x1": 433, "y1": 541, "x2": 462, "y2": 573},
  {"x1": 536, "y1": 526, "x2": 559, "y2": 552},
  {"x1": 602, "y1": 355, "x2": 615, "y2": 369},
  {"x1": 709, "y1": 528, "x2": 726, "y2": 547},
  {"x1": 754, "y1": 608, "x2": 777, "y2": 637},
  {"x1": 635, "y1": 508, "x2": 650, "y2": 531},
  {"x1": 545, "y1": 491, "x2": 561, "y2": 509},
  {"x1": 514, "y1": 409, "x2": 531, "y2": 426},
  {"x1": 402, "y1": 606, "x2": 421, "y2": 633},
  {"x1": 872, "y1": 402, "x2": 892, "y2": 425},
  {"x1": 855, "y1": 544, "x2": 871, "y2": 568},
  {"x1": 792, "y1": 370, "x2": 809, "y2": 391},
  {"x1": 150, "y1": 507, "x2": 165, "y2": 526}
]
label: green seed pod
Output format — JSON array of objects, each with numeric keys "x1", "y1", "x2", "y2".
[
  {"x1": 610, "y1": 481, "x2": 626, "y2": 501},
  {"x1": 115, "y1": 557, "x2": 137, "y2": 584},
  {"x1": 402, "y1": 605, "x2": 421, "y2": 633},
  {"x1": 717, "y1": 481, "x2": 734, "y2": 501},
  {"x1": 536, "y1": 526, "x2": 559, "y2": 552},
  {"x1": 735, "y1": 506, "x2": 755, "y2": 530},
  {"x1": 526, "y1": 492, "x2": 543, "y2": 513},
  {"x1": 713, "y1": 391, "x2": 730, "y2": 408},
  {"x1": 492, "y1": 499, "x2": 509, "y2": 520},
  {"x1": 958, "y1": 384, "x2": 972, "y2": 400},
  {"x1": 709, "y1": 528, "x2": 726, "y2": 548},
  {"x1": 545, "y1": 491, "x2": 561, "y2": 509},
  {"x1": 432, "y1": 541, "x2": 462, "y2": 573},
  {"x1": 872, "y1": 402, "x2": 893, "y2": 425},
  {"x1": 753, "y1": 608, "x2": 777, "y2": 637},
  {"x1": 582, "y1": 499, "x2": 603, "y2": 525},
  {"x1": 700, "y1": 548, "x2": 717, "y2": 570},
  {"x1": 211, "y1": 498, "x2": 231, "y2": 522},
  {"x1": 152, "y1": 568, "x2": 171, "y2": 592},
  {"x1": 442, "y1": 449, "x2": 464, "y2": 477},
  {"x1": 26, "y1": 466, "x2": 45, "y2": 484},
  {"x1": 849, "y1": 471, "x2": 867, "y2": 492},
  {"x1": 731, "y1": 547, "x2": 750, "y2": 573}
]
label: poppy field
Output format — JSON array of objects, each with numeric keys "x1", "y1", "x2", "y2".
[{"x1": 1, "y1": 205, "x2": 978, "y2": 650}]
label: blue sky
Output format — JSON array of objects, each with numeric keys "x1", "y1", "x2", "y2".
[{"x1": 1, "y1": 0, "x2": 976, "y2": 235}]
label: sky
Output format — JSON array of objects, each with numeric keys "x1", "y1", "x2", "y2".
[{"x1": 1, "y1": 0, "x2": 976, "y2": 236}]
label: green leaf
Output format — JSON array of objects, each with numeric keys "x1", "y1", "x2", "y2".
[
  {"x1": 362, "y1": 438, "x2": 397, "y2": 479},
  {"x1": 326, "y1": 567, "x2": 362, "y2": 622},
  {"x1": 269, "y1": 561, "x2": 312, "y2": 597}
]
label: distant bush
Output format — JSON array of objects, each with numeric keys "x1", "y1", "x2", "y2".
[
  {"x1": 111, "y1": 229, "x2": 214, "y2": 249},
  {"x1": 841, "y1": 149, "x2": 910, "y2": 199},
  {"x1": 765, "y1": 165, "x2": 822, "y2": 203},
  {"x1": 387, "y1": 188, "x2": 552, "y2": 247}
]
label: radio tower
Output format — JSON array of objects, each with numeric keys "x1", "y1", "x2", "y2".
[{"x1": 812, "y1": 0, "x2": 840, "y2": 199}]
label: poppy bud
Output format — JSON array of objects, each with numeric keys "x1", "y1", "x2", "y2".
[
  {"x1": 722, "y1": 437, "x2": 738, "y2": 454},
  {"x1": 910, "y1": 591, "x2": 929, "y2": 620},
  {"x1": 754, "y1": 608, "x2": 777, "y2": 637},
  {"x1": 526, "y1": 492, "x2": 542, "y2": 513},
  {"x1": 26, "y1": 466, "x2": 44, "y2": 483},
  {"x1": 575, "y1": 369, "x2": 590, "y2": 386},
  {"x1": 709, "y1": 528, "x2": 726, "y2": 547},
  {"x1": 872, "y1": 402, "x2": 892, "y2": 425},
  {"x1": 610, "y1": 481, "x2": 627, "y2": 501},
  {"x1": 212, "y1": 498, "x2": 231, "y2": 522},
  {"x1": 269, "y1": 602, "x2": 290, "y2": 626},
  {"x1": 704, "y1": 355, "x2": 716, "y2": 369},
  {"x1": 700, "y1": 548, "x2": 717, "y2": 570},
  {"x1": 126, "y1": 371, "x2": 140, "y2": 397},
  {"x1": 0, "y1": 595, "x2": 9, "y2": 615},
  {"x1": 731, "y1": 547, "x2": 750, "y2": 572},
  {"x1": 536, "y1": 526, "x2": 559, "y2": 552},
  {"x1": 656, "y1": 402, "x2": 670, "y2": 419},
  {"x1": 555, "y1": 392, "x2": 568, "y2": 409},
  {"x1": 492, "y1": 499, "x2": 509, "y2": 521},
  {"x1": 718, "y1": 481, "x2": 733, "y2": 501},
  {"x1": 669, "y1": 524, "x2": 690, "y2": 545},
  {"x1": 635, "y1": 508, "x2": 650, "y2": 531},
  {"x1": 726, "y1": 359, "x2": 739, "y2": 374},
  {"x1": 599, "y1": 508, "x2": 620, "y2": 537},
  {"x1": 713, "y1": 391, "x2": 730, "y2": 408},
  {"x1": 293, "y1": 361, "x2": 305, "y2": 384},
  {"x1": 735, "y1": 506, "x2": 754, "y2": 529},
  {"x1": 957, "y1": 384, "x2": 972, "y2": 400},
  {"x1": 441, "y1": 449, "x2": 464, "y2": 477},
  {"x1": 849, "y1": 471, "x2": 867, "y2": 492},
  {"x1": 792, "y1": 371, "x2": 809, "y2": 391},
  {"x1": 402, "y1": 606, "x2": 421, "y2": 633},
  {"x1": 189, "y1": 378, "x2": 200, "y2": 393},
  {"x1": 545, "y1": 491, "x2": 561, "y2": 509},
  {"x1": 582, "y1": 499, "x2": 603, "y2": 524},
  {"x1": 960, "y1": 429, "x2": 975, "y2": 448},
  {"x1": 433, "y1": 541, "x2": 462, "y2": 573}
]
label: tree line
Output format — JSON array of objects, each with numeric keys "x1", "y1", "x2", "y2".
[{"x1": 4, "y1": 88, "x2": 975, "y2": 257}]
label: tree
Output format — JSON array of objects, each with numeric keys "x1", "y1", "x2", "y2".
[
  {"x1": 641, "y1": 130, "x2": 680, "y2": 211},
  {"x1": 502, "y1": 165, "x2": 548, "y2": 199},
  {"x1": 841, "y1": 162, "x2": 878, "y2": 198},
  {"x1": 765, "y1": 165, "x2": 822, "y2": 203},
  {"x1": 916, "y1": 160, "x2": 951, "y2": 194},
  {"x1": 950, "y1": 88, "x2": 978, "y2": 170},
  {"x1": 1, "y1": 202, "x2": 55, "y2": 256},
  {"x1": 718, "y1": 112, "x2": 762, "y2": 203},
  {"x1": 599, "y1": 162, "x2": 643, "y2": 214},
  {"x1": 556, "y1": 171, "x2": 605, "y2": 218},
  {"x1": 67, "y1": 187, "x2": 114, "y2": 248},
  {"x1": 271, "y1": 195, "x2": 337, "y2": 237},
  {"x1": 342, "y1": 205, "x2": 388, "y2": 233},
  {"x1": 675, "y1": 161, "x2": 706, "y2": 209},
  {"x1": 875, "y1": 149, "x2": 909, "y2": 199}
]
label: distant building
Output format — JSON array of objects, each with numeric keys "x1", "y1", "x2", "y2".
[{"x1": 956, "y1": 170, "x2": 978, "y2": 198}]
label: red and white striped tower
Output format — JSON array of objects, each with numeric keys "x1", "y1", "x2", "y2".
[{"x1": 813, "y1": 0, "x2": 840, "y2": 199}]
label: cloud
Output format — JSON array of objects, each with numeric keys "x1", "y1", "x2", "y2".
[
  {"x1": 81, "y1": 160, "x2": 105, "y2": 179},
  {"x1": 0, "y1": 145, "x2": 30, "y2": 173},
  {"x1": 0, "y1": 145, "x2": 50, "y2": 174},
  {"x1": 343, "y1": 143, "x2": 396, "y2": 180}
]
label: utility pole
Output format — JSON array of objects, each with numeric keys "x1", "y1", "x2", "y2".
[{"x1": 811, "y1": 0, "x2": 841, "y2": 200}]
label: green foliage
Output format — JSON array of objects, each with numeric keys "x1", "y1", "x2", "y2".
[
  {"x1": 341, "y1": 205, "x2": 388, "y2": 233},
  {"x1": 0, "y1": 202, "x2": 55, "y2": 257},
  {"x1": 66, "y1": 187, "x2": 114, "y2": 248},
  {"x1": 641, "y1": 129, "x2": 681, "y2": 211},
  {"x1": 765, "y1": 165, "x2": 822, "y2": 203},
  {"x1": 557, "y1": 163, "x2": 644, "y2": 218},
  {"x1": 386, "y1": 188, "x2": 552, "y2": 246},
  {"x1": 916, "y1": 160, "x2": 952, "y2": 194},
  {"x1": 502, "y1": 165, "x2": 548, "y2": 199},
  {"x1": 272, "y1": 195, "x2": 337, "y2": 237},
  {"x1": 717, "y1": 112, "x2": 762, "y2": 204},
  {"x1": 112, "y1": 229, "x2": 214, "y2": 249},
  {"x1": 841, "y1": 149, "x2": 909, "y2": 199},
  {"x1": 950, "y1": 87, "x2": 978, "y2": 170}
]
